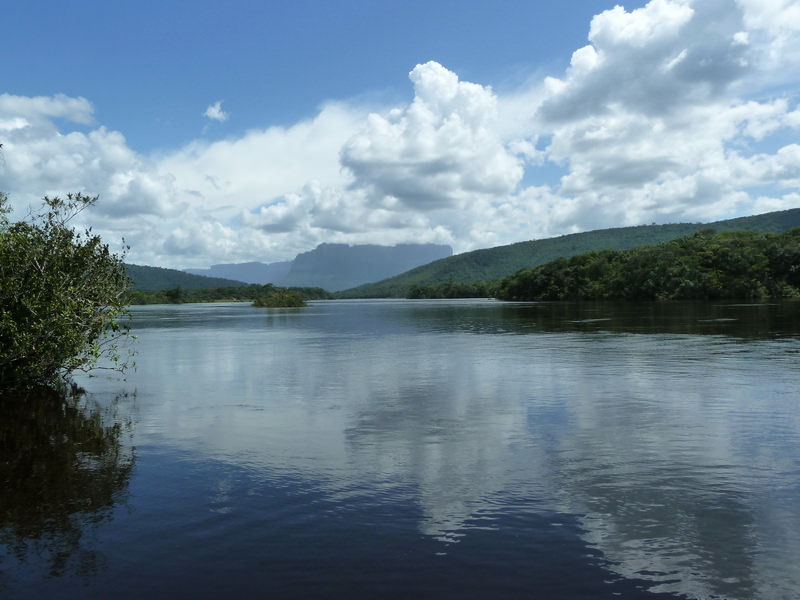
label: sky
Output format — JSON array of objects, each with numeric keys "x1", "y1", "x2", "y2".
[{"x1": 2, "y1": 0, "x2": 799, "y2": 269}]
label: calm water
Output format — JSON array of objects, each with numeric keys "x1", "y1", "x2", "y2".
[{"x1": 2, "y1": 299, "x2": 800, "y2": 599}]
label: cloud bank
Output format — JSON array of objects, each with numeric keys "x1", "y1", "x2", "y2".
[{"x1": 1, "y1": 0, "x2": 798, "y2": 268}]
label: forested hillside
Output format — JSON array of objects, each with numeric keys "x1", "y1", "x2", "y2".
[
  {"x1": 125, "y1": 264, "x2": 246, "y2": 290},
  {"x1": 495, "y1": 229, "x2": 800, "y2": 301},
  {"x1": 337, "y1": 208, "x2": 800, "y2": 298}
]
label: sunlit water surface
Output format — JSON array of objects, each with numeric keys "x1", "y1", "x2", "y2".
[{"x1": 3, "y1": 300, "x2": 800, "y2": 599}]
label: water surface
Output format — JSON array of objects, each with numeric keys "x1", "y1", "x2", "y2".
[{"x1": 3, "y1": 300, "x2": 799, "y2": 599}]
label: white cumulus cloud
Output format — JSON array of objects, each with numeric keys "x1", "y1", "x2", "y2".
[
  {"x1": 2, "y1": 0, "x2": 799, "y2": 270},
  {"x1": 203, "y1": 100, "x2": 229, "y2": 122},
  {"x1": 340, "y1": 61, "x2": 524, "y2": 210},
  {"x1": 528, "y1": 0, "x2": 800, "y2": 230}
]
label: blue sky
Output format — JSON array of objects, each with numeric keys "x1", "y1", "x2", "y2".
[
  {"x1": 2, "y1": 0, "x2": 799, "y2": 268},
  {"x1": 6, "y1": 0, "x2": 632, "y2": 152}
]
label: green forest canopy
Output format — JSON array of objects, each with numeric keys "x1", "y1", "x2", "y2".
[{"x1": 495, "y1": 229, "x2": 800, "y2": 301}]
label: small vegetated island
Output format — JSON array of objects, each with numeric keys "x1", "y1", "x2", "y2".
[
  {"x1": 126, "y1": 283, "x2": 330, "y2": 306},
  {"x1": 251, "y1": 285, "x2": 310, "y2": 308},
  {"x1": 494, "y1": 229, "x2": 800, "y2": 301}
]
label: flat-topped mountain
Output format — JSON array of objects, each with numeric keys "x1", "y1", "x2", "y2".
[
  {"x1": 277, "y1": 243, "x2": 453, "y2": 291},
  {"x1": 185, "y1": 243, "x2": 453, "y2": 291}
]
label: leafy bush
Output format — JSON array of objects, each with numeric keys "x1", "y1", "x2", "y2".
[{"x1": 0, "y1": 193, "x2": 133, "y2": 389}]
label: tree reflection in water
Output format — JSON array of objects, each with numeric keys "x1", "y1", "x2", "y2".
[{"x1": 0, "y1": 385, "x2": 134, "y2": 581}]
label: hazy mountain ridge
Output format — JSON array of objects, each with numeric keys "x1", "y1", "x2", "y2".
[
  {"x1": 185, "y1": 261, "x2": 292, "y2": 285},
  {"x1": 185, "y1": 243, "x2": 453, "y2": 291},
  {"x1": 278, "y1": 243, "x2": 453, "y2": 291}
]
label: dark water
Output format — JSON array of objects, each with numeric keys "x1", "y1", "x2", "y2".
[{"x1": 3, "y1": 299, "x2": 800, "y2": 599}]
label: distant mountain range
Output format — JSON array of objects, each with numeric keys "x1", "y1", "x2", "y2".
[
  {"x1": 126, "y1": 208, "x2": 800, "y2": 296},
  {"x1": 184, "y1": 260, "x2": 292, "y2": 286},
  {"x1": 185, "y1": 243, "x2": 453, "y2": 291}
]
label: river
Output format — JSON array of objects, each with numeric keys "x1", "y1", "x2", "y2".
[{"x1": 2, "y1": 299, "x2": 799, "y2": 599}]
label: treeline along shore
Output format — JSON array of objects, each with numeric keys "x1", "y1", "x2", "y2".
[{"x1": 494, "y1": 228, "x2": 800, "y2": 301}]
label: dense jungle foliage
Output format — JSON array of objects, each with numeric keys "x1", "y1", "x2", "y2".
[
  {"x1": 495, "y1": 229, "x2": 800, "y2": 301},
  {"x1": 406, "y1": 280, "x2": 495, "y2": 299},
  {"x1": 0, "y1": 193, "x2": 132, "y2": 390}
]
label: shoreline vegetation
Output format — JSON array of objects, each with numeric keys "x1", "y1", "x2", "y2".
[
  {"x1": 1, "y1": 193, "x2": 132, "y2": 391},
  {"x1": 494, "y1": 229, "x2": 800, "y2": 302},
  {"x1": 407, "y1": 229, "x2": 800, "y2": 301},
  {"x1": 126, "y1": 283, "x2": 332, "y2": 307}
]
